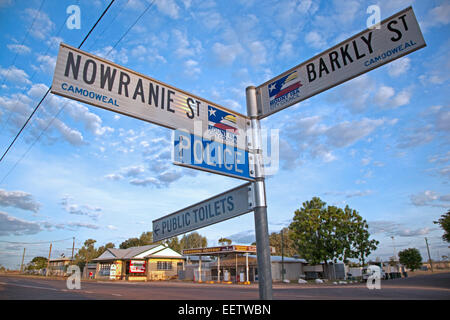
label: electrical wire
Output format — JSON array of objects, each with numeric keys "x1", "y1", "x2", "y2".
[
  {"x1": 105, "y1": 0, "x2": 156, "y2": 57},
  {"x1": 0, "y1": 0, "x2": 80, "y2": 136},
  {"x1": 0, "y1": 0, "x2": 46, "y2": 90},
  {"x1": 0, "y1": 237, "x2": 74, "y2": 245},
  {"x1": 0, "y1": 0, "x2": 157, "y2": 183},
  {"x1": 0, "y1": 0, "x2": 116, "y2": 164}
]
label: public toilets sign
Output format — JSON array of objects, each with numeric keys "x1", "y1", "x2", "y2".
[
  {"x1": 152, "y1": 182, "x2": 254, "y2": 242},
  {"x1": 51, "y1": 43, "x2": 249, "y2": 151},
  {"x1": 256, "y1": 6, "x2": 426, "y2": 118}
]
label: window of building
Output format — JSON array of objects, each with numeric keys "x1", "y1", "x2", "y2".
[{"x1": 157, "y1": 261, "x2": 172, "y2": 270}]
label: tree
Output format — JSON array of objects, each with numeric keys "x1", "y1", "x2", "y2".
[
  {"x1": 180, "y1": 232, "x2": 207, "y2": 249},
  {"x1": 26, "y1": 256, "x2": 48, "y2": 271},
  {"x1": 267, "y1": 228, "x2": 297, "y2": 257},
  {"x1": 164, "y1": 237, "x2": 181, "y2": 252},
  {"x1": 139, "y1": 231, "x2": 154, "y2": 245},
  {"x1": 74, "y1": 239, "x2": 99, "y2": 269},
  {"x1": 398, "y1": 248, "x2": 422, "y2": 271},
  {"x1": 289, "y1": 197, "x2": 345, "y2": 266},
  {"x1": 344, "y1": 206, "x2": 379, "y2": 266},
  {"x1": 97, "y1": 242, "x2": 115, "y2": 256},
  {"x1": 434, "y1": 210, "x2": 450, "y2": 243},
  {"x1": 119, "y1": 237, "x2": 141, "y2": 249},
  {"x1": 119, "y1": 231, "x2": 156, "y2": 249},
  {"x1": 218, "y1": 237, "x2": 232, "y2": 245},
  {"x1": 289, "y1": 197, "x2": 378, "y2": 278}
]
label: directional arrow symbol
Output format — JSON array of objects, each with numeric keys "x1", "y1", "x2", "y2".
[{"x1": 153, "y1": 224, "x2": 160, "y2": 236}]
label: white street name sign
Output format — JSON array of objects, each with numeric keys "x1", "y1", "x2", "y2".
[
  {"x1": 256, "y1": 6, "x2": 426, "y2": 118},
  {"x1": 51, "y1": 43, "x2": 249, "y2": 150}
]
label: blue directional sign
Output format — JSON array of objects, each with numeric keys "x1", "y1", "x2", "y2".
[{"x1": 173, "y1": 130, "x2": 255, "y2": 181}]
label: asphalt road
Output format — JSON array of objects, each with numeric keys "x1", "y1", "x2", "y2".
[{"x1": 0, "y1": 272, "x2": 449, "y2": 300}]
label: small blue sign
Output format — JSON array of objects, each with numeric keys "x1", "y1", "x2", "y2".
[{"x1": 173, "y1": 130, "x2": 254, "y2": 181}]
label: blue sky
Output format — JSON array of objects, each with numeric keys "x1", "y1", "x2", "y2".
[{"x1": 0, "y1": 0, "x2": 449, "y2": 269}]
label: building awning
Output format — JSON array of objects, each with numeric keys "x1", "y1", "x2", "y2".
[{"x1": 182, "y1": 245, "x2": 275, "y2": 256}]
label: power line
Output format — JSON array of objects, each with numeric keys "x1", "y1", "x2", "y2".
[
  {"x1": 105, "y1": 0, "x2": 156, "y2": 57},
  {"x1": 0, "y1": 0, "x2": 46, "y2": 90},
  {"x1": 0, "y1": 237, "x2": 74, "y2": 245},
  {"x1": 1, "y1": 0, "x2": 156, "y2": 182},
  {"x1": 0, "y1": 0, "x2": 116, "y2": 164},
  {"x1": 0, "y1": 0, "x2": 80, "y2": 136}
]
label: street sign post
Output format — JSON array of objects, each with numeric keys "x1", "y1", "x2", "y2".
[
  {"x1": 152, "y1": 182, "x2": 254, "y2": 242},
  {"x1": 50, "y1": 5, "x2": 426, "y2": 301},
  {"x1": 256, "y1": 6, "x2": 426, "y2": 118},
  {"x1": 51, "y1": 43, "x2": 249, "y2": 151},
  {"x1": 173, "y1": 129, "x2": 255, "y2": 181}
]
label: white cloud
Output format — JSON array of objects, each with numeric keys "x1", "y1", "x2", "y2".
[
  {"x1": 7, "y1": 43, "x2": 31, "y2": 54},
  {"x1": 104, "y1": 173, "x2": 124, "y2": 181},
  {"x1": 0, "y1": 92, "x2": 32, "y2": 123},
  {"x1": 297, "y1": 0, "x2": 319, "y2": 14},
  {"x1": 65, "y1": 222, "x2": 100, "y2": 230},
  {"x1": 184, "y1": 59, "x2": 201, "y2": 77},
  {"x1": 374, "y1": 86, "x2": 395, "y2": 105},
  {"x1": 375, "y1": 86, "x2": 411, "y2": 109},
  {"x1": 388, "y1": 57, "x2": 411, "y2": 77},
  {"x1": 47, "y1": 118, "x2": 85, "y2": 146},
  {"x1": 63, "y1": 101, "x2": 114, "y2": 136},
  {"x1": 120, "y1": 165, "x2": 146, "y2": 177},
  {"x1": 368, "y1": 220, "x2": 433, "y2": 238},
  {"x1": 434, "y1": 106, "x2": 450, "y2": 132},
  {"x1": 0, "y1": 189, "x2": 41, "y2": 213},
  {"x1": 324, "y1": 190, "x2": 373, "y2": 198},
  {"x1": 24, "y1": 8, "x2": 54, "y2": 39},
  {"x1": 125, "y1": 0, "x2": 146, "y2": 10},
  {"x1": 129, "y1": 176, "x2": 160, "y2": 187},
  {"x1": 0, "y1": 211, "x2": 41, "y2": 236},
  {"x1": 327, "y1": 74, "x2": 375, "y2": 113},
  {"x1": 93, "y1": 46, "x2": 128, "y2": 65},
  {"x1": 60, "y1": 195, "x2": 103, "y2": 221},
  {"x1": 0, "y1": 66, "x2": 31, "y2": 85},
  {"x1": 248, "y1": 41, "x2": 267, "y2": 65},
  {"x1": 155, "y1": 0, "x2": 180, "y2": 19},
  {"x1": 410, "y1": 190, "x2": 449, "y2": 208},
  {"x1": 397, "y1": 125, "x2": 434, "y2": 149},
  {"x1": 304, "y1": 31, "x2": 326, "y2": 49},
  {"x1": 35, "y1": 54, "x2": 56, "y2": 74},
  {"x1": 212, "y1": 42, "x2": 244, "y2": 66},
  {"x1": 422, "y1": 3, "x2": 450, "y2": 31},
  {"x1": 326, "y1": 118, "x2": 385, "y2": 148},
  {"x1": 46, "y1": 36, "x2": 63, "y2": 48},
  {"x1": 172, "y1": 29, "x2": 203, "y2": 58},
  {"x1": 391, "y1": 90, "x2": 411, "y2": 108}
]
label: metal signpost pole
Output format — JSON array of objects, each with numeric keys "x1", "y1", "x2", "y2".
[{"x1": 246, "y1": 86, "x2": 273, "y2": 300}]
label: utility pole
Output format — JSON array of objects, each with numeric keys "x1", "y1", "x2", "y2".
[
  {"x1": 425, "y1": 237, "x2": 433, "y2": 272},
  {"x1": 71, "y1": 237, "x2": 75, "y2": 263},
  {"x1": 281, "y1": 229, "x2": 285, "y2": 282},
  {"x1": 246, "y1": 86, "x2": 273, "y2": 300},
  {"x1": 391, "y1": 236, "x2": 397, "y2": 261},
  {"x1": 20, "y1": 248, "x2": 26, "y2": 273},
  {"x1": 46, "y1": 243, "x2": 52, "y2": 276}
]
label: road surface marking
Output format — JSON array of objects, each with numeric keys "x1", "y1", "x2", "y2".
[{"x1": 0, "y1": 281, "x2": 59, "y2": 291}]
